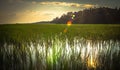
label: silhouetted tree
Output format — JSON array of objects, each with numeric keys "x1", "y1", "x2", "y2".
[{"x1": 51, "y1": 7, "x2": 120, "y2": 24}]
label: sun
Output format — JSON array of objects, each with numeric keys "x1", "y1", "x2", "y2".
[{"x1": 67, "y1": 20, "x2": 72, "y2": 26}]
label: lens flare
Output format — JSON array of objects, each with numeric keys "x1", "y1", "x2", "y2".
[
  {"x1": 67, "y1": 20, "x2": 72, "y2": 26},
  {"x1": 63, "y1": 14, "x2": 75, "y2": 33},
  {"x1": 63, "y1": 28, "x2": 67, "y2": 33},
  {"x1": 72, "y1": 14, "x2": 75, "y2": 19},
  {"x1": 87, "y1": 55, "x2": 96, "y2": 68}
]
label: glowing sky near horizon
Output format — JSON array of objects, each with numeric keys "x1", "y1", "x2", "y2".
[{"x1": 0, "y1": 0, "x2": 120, "y2": 24}]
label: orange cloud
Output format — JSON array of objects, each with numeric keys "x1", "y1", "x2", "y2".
[
  {"x1": 40, "y1": 1, "x2": 96, "y2": 8},
  {"x1": 13, "y1": 11, "x2": 49, "y2": 23},
  {"x1": 40, "y1": 2, "x2": 80, "y2": 7},
  {"x1": 83, "y1": 4, "x2": 96, "y2": 8},
  {"x1": 12, "y1": 10, "x2": 66, "y2": 23}
]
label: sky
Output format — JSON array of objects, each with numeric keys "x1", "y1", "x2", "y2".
[{"x1": 0, "y1": 0, "x2": 120, "y2": 24}]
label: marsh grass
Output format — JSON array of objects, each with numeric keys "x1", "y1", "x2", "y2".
[
  {"x1": 0, "y1": 24, "x2": 120, "y2": 70},
  {"x1": 0, "y1": 36, "x2": 120, "y2": 70}
]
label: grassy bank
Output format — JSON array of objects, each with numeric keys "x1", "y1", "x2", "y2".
[{"x1": 0, "y1": 24, "x2": 120, "y2": 44}]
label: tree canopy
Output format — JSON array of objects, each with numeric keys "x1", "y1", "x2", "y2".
[{"x1": 51, "y1": 7, "x2": 120, "y2": 24}]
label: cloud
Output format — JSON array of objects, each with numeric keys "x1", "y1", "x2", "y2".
[
  {"x1": 12, "y1": 10, "x2": 60, "y2": 23},
  {"x1": 39, "y1": 1, "x2": 96, "y2": 8},
  {"x1": 0, "y1": 1, "x2": 98, "y2": 23},
  {"x1": 82, "y1": 4, "x2": 96, "y2": 8},
  {"x1": 8, "y1": 0, "x2": 24, "y2": 3},
  {"x1": 40, "y1": 2, "x2": 80, "y2": 7},
  {"x1": 31, "y1": 1, "x2": 37, "y2": 4}
]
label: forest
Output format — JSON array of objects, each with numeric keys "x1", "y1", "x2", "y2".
[{"x1": 51, "y1": 7, "x2": 120, "y2": 24}]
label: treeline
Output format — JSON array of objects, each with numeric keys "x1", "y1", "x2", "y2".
[{"x1": 51, "y1": 7, "x2": 120, "y2": 24}]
